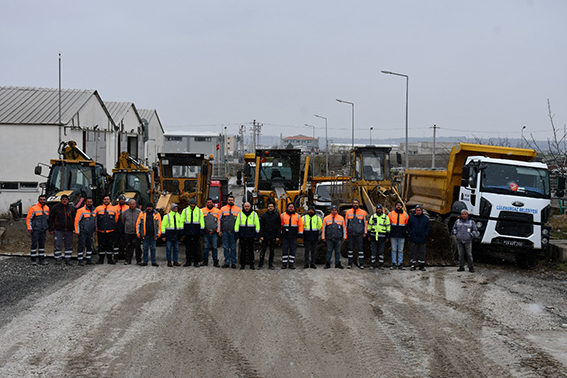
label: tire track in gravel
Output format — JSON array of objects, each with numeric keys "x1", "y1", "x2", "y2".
[
  {"x1": 186, "y1": 273, "x2": 263, "y2": 378},
  {"x1": 361, "y1": 272, "x2": 511, "y2": 378},
  {"x1": 399, "y1": 269, "x2": 566, "y2": 377}
]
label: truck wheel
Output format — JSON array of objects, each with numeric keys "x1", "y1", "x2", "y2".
[{"x1": 515, "y1": 253, "x2": 537, "y2": 269}]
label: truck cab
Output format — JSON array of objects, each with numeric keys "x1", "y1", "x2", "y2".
[{"x1": 458, "y1": 156, "x2": 552, "y2": 250}]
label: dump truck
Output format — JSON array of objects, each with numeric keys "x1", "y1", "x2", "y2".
[
  {"x1": 155, "y1": 152, "x2": 212, "y2": 214},
  {"x1": 238, "y1": 149, "x2": 310, "y2": 215},
  {"x1": 110, "y1": 151, "x2": 155, "y2": 209},
  {"x1": 35, "y1": 141, "x2": 110, "y2": 208},
  {"x1": 402, "y1": 143, "x2": 560, "y2": 267}
]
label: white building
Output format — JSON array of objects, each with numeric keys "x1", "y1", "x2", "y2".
[
  {"x1": 283, "y1": 134, "x2": 319, "y2": 152},
  {"x1": 0, "y1": 86, "x2": 149, "y2": 215},
  {"x1": 105, "y1": 101, "x2": 145, "y2": 161},
  {"x1": 138, "y1": 109, "x2": 164, "y2": 167},
  {"x1": 164, "y1": 131, "x2": 225, "y2": 162}
]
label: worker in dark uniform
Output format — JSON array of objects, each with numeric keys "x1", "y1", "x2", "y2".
[
  {"x1": 49, "y1": 194, "x2": 76, "y2": 265},
  {"x1": 280, "y1": 203, "x2": 303, "y2": 269},
  {"x1": 95, "y1": 195, "x2": 119, "y2": 264},
  {"x1": 259, "y1": 202, "x2": 280, "y2": 270}
]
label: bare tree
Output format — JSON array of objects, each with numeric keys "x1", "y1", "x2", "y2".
[
  {"x1": 523, "y1": 99, "x2": 567, "y2": 175},
  {"x1": 470, "y1": 135, "x2": 514, "y2": 147}
]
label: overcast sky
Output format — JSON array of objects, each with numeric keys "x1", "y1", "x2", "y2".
[{"x1": 2, "y1": 0, "x2": 566, "y2": 142}]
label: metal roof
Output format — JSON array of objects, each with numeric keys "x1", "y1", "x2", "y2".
[
  {"x1": 284, "y1": 134, "x2": 317, "y2": 140},
  {"x1": 138, "y1": 108, "x2": 165, "y2": 134},
  {"x1": 0, "y1": 86, "x2": 102, "y2": 125},
  {"x1": 164, "y1": 131, "x2": 221, "y2": 137},
  {"x1": 104, "y1": 101, "x2": 141, "y2": 125}
]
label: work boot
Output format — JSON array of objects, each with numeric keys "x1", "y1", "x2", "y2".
[
  {"x1": 222, "y1": 263, "x2": 229, "y2": 268},
  {"x1": 370, "y1": 265, "x2": 375, "y2": 270},
  {"x1": 469, "y1": 267, "x2": 475, "y2": 273},
  {"x1": 213, "y1": 260, "x2": 220, "y2": 267},
  {"x1": 240, "y1": 265, "x2": 245, "y2": 270},
  {"x1": 151, "y1": 263, "x2": 159, "y2": 267},
  {"x1": 184, "y1": 261, "x2": 192, "y2": 267},
  {"x1": 174, "y1": 261, "x2": 181, "y2": 266},
  {"x1": 358, "y1": 262, "x2": 364, "y2": 270},
  {"x1": 390, "y1": 264, "x2": 397, "y2": 270},
  {"x1": 85, "y1": 259, "x2": 92, "y2": 265},
  {"x1": 304, "y1": 264, "x2": 309, "y2": 269},
  {"x1": 335, "y1": 262, "x2": 344, "y2": 269},
  {"x1": 288, "y1": 264, "x2": 296, "y2": 270},
  {"x1": 97, "y1": 254, "x2": 105, "y2": 264},
  {"x1": 324, "y1": 262, "x2": 331, "y2": 269},
  {"x1": 31, "y1": 257, "x2": 37, "y2": 265},
  {"x1": 193, "y1": 262, "x2": 200, "y2": 267},
  {"x1": 347, "y1": 264, "x2": 352, "y2": 269},
  {"x1": 398, "y1": 264, "x2": 405, "y2": 270},
  {"x1": 269, "y1": 265, "x2": 274, "y2": 270},
  {"x1": 282, "y1": 264, "x2": 287, "y2": 270},
  {"x1": 202, "y1": 260, "x2": 208, "y2": 266},
  {"x1": 107, "y1": 256, "x2": 116, "y2": 265},
  {"x1": 378, "y1": 263, "x2": 383, "y2": 270},
  {"x1": 167, "y1": 261, "x2": 173, "y2": 267},
  {"x1": 419, "y1": 264, "x2": 426, "y2": 271},
  {"x1": 257, "y1": 264, "x2": 263, "y2": 270},
  {"x1": 310, "y1": 264, "x2": 317, "y2": 269},
  {"x1": 231, "y1": 264, "x2": 237, "y2": 269},
  {"x1": 64, "y1": 259, "x2": 71, "y2": 265},
  {"x1": 78, "y1": 260, "x2": 85, "y2": 266},
  {"x1": 55, "y1": 259, "x2": 62, "y2": 265},
  {"x1": 410, "y1": 265, "x2": 416, "y2": 271},
  {"x1": 38, "y1": 257, "x2": 48, "y2": 265},
  {"x1": 457, "y1": 266, "x2": 465, "y2": 272},
  {"x1": 250, "y1": 265, "x2": 255, "y2": 270}
]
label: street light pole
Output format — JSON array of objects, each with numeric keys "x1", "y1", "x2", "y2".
[
  {"x1": 336, "y1": 99, "x2": 355, "y2": 149},
  {"x1": 381, "y1": 70, "x2": 409, "y2": 170},
  {"x1": 314, "y1": 114, "x2": 328, "y2": 176},
  {"x1": 369, "y1": 127, "x2": 373, "y2": 144},
  {"x1": 521, "y1": 125, "x2": 526, "y2": 148}
]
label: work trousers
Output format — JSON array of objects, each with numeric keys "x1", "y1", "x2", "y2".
[
  {"x1": 77, "y1": 232, "x2": 94, "y2": 261},
  {"x1": 239, "y1": 237, "x2": 255, "y2": 267},
  {"x1": 98, "y1": 232, "x2": 114, "y2": 256},
  {"x1": 54, "y1": 230, "x2": 73, "y2": 261},
  {"x1": 410, "y1": 242, "x2": 426, "y2": 265},
  {"x1": 457, "y1": 242, "x2": 474, "y2": 268},
  {"x1": 203, "y1": 233, "x2": 218, "y2": 262},
  {"x1": 326, "y1": 239, "x2": 342, "y2": 264},
  {"x1": 30, "y1": 230, "x2": 47, "y2": 260},
  {"x1": 391, "y1": 237, "x2": 405, "y2": 266},
  {"x1": 371, "y1": 238, "x2": 386, "y2": 267},
  {"x1": 282, "y1": 238, "x2": 297, "y2": 265},
  {"x1": 222, "y1": 232, "x2": 237, "y2": 265},
  {"x1": 166, "y1": 240, "x2": 179, "y2": 262},
  {"x1": 124, "y1": 233, "x2": 142, "y2": 263},
  {"x1": 260, "y1": 238, "x2": 276, "y2": 267},
  {"x1": 348, "y1": 234, "x2": 364, "y2": 264},
  {"x1": 114, "y1": 230, "x2": 125, "y2": 259},
  {"x1": 185, "y1": 234, "x2": 201, "y2": 263},
  {"x1": 304, "y1": 239, "x2": 318, "y2": 265},
  {"x1": 142, "y1": 237, "x2": 157, "y2": 264}
]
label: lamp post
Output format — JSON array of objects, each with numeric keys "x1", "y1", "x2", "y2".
[
  {"x1": 521, "y1": 125, "x2": 526, "y2": 148},
  {"x1": 224, "y1": 126, "x2": 228, "y2": 177},
  {"x1": 381, "y1": 70, "x2": 409, "y2": 170},
  {"x1": 369, "y1": 127, "x2": 373, "y2": 145},
  {"x1": 314, "y1": 114, "x2": 328, "y2": 176},
  {"x1": 336, "y1": 99, "x2": 355, "y2": 149}
]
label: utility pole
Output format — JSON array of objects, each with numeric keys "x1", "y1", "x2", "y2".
[
  {"x1": 238, "y1": 125, "x2": 245, "y2": 158},
  {"x1": 250, "y1": 120, "x2": 262, "y2": 151},
  {"x1": 58, "y1": 53, "x2": 62, "y2": 151},
  {"x1": 430, "y1": 124, "x2": 439, "y2": 169}
]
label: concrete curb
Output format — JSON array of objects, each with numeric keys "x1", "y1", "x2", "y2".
[{"x1": 549, "y1": 240, "x2": 567, "y2": 263}]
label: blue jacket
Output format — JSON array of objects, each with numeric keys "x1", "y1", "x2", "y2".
[{"x1": 407, "y1": 213, "x2": 430, "y2": 244}]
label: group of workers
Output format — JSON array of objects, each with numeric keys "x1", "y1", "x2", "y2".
[{"x1": 25, "y1": 194, "x2": 479, "y2": 272}]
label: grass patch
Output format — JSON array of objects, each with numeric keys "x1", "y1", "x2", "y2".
[{"x1": 549, "y1": 213, "x2": 567, "y2": 239}]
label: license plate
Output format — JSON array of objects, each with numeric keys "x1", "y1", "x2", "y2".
[{"x1": 502, "y1": 240, "x2": 524, "y2": 247}]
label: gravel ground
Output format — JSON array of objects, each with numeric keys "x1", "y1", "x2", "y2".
[{"x1": 0, "y1": 251, "x2": 566, "y2": 378}]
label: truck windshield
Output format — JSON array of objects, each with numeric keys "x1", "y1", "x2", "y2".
[
  {"x1": 480, "y1": 163, "x2": 550, "y2": 198},
  {"x1": 316, "y1": 184, "x2": 331, "y2": 201},
  {"x1": 48, "y1": 164, "x2": 94, "y2": 197},
  {"x1": 111, "y1": 172, "x2": 150, "y2": 197},
  {"x1": 357, "y1": 153, "x2": 384, "y2": 181},
  {"x1": 162, "y1": 164, "x2": 201, "y2": 178}
]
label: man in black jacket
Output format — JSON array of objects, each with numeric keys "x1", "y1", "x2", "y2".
[
  {"x1": 406, "y1": 205, "x2": 430, "y2": 271},
  {"x1": 259, "y1": 202, "x2": 280, "y2": 270},
  {"x1": 48, "y1": 194, "x2": 76, "y2": 264}
]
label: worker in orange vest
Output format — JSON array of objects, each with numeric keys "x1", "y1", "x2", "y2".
[
  {"x1": 345, "y1": 199, "x2": 368, "y2": 269},
  {"x1": 388, "y1": 201, "x2": 409, "y2": 269},
  {"x1": 280, "y1": 203, "x2": 304, "y2": 269}
]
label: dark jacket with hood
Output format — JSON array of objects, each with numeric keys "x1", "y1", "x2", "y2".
[
  {"x1": 407, "y1": 211, "x2": 430, "y2": 244},
  {"x1": 49, "y1": 202, "x2": 76, "y2": 232},
  {"x1": 260, "y1": 210, "x2": 281, "y2": 239}
]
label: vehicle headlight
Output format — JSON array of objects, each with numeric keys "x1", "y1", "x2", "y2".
[
  {"x1": 476, "y1": 221, "x2": 483, "y2": 229},
  {"x1": 542, "y1": 228, "x2": 550, "y2": 236},
  {"x1": 542, "y1": 238, "x2": 549, "y2": 245}
]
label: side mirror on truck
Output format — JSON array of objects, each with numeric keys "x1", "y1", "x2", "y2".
[
  {"x1": 396, "y1": 152, "x2": 402, "y2": 165},
  {"x1": 236, "y1": 170, "x2": 242, "y2": 186},
  {"x1": 557, "y1": 176, "x2": 566, "y2": 198}
]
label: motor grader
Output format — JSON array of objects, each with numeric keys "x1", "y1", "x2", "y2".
[
  {"x1": 238, "y1": 149, "x2": 310, "y2": 215},
  {"x1": 155, "y1": 152, "x2": 212, "y2": 214}
]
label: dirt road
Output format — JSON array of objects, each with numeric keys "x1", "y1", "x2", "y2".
[{"x1": 0, "y1": 253, "x2": 566, "y2": 378}]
